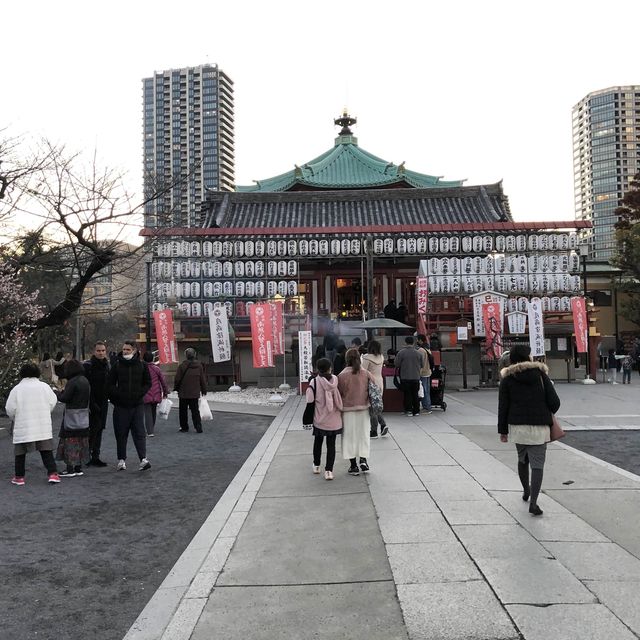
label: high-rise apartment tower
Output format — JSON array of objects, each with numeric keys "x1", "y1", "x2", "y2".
[
  {"x1": 573, "y1": 85, "x2": 640, "y2": 259},
  {"x1": 143, "y1": 64, "x2": 234, "y2": 228}
]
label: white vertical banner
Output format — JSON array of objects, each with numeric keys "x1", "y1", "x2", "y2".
[
  {"x1": 209, "y1": 306, "x2": 231, "y2": 362},
  {"x1": 527, "y1": 297, "x2": 545, "y2": 357},
  {"x1": 298, "y1": 330, "x2": 313, "y2": 382}
]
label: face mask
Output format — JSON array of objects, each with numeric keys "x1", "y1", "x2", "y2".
[{"x1": 123, "y1": 353, "x2": 134, "y2": 361}]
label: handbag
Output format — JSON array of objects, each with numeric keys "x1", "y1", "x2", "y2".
[
  {"x1": 63, "y1": 407, "x2": 90, "y2": 430},
  {"x1": 550, "y1": 414, "x2": 565, "y2": 441},
  {"x1": 368, "y1": 379, "x2": 384, "y2": 416},
  {"x1": 158, "y1": 397, "x2": 173, "y2": 419},
  {"x1": 302, "y1": 377, "x2": 316, "y2": 426},
  {"x1": 198, "y1": 396, "x2": 213, "y2": 421}
]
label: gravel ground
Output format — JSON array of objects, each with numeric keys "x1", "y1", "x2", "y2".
[
  {"x1": 0, "y1": 405, "x2": 272, "y2": 640},
  {"x1": 563, "y1": 430, "x2": 640, "y2": 477}
]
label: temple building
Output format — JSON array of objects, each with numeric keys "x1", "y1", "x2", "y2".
[{"x1": 142, "y1": 113, "x2": 590, "y2": 385}]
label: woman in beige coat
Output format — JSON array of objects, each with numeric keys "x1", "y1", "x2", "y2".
[
  {"x1": 362, "y1": 340, "x2": 388, "y2": 438},
  {"x1": 338, "y1": 348, "x2": 373, "y2": 475}
]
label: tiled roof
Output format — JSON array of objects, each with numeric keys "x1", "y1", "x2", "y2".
[
  {"x1": 202, "y1": 184, "x2": 512, "y2": 229},
  {"x1": 236, "y1": 138, "x2": 464, "y2": 192}
]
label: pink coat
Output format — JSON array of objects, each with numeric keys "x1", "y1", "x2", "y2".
[
  {"x1": 144, "y1": 363, "x2": 169, "y2": 404},
  {"x1": 337, "y1": 367, "x2": 372, "y2": 411},
  {"x1": 306, "y1": 374, "x2": 343, "y2": 430}
]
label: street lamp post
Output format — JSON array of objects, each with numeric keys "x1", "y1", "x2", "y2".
[{"x1": 579, "y1": 244, "x2": 595, "y2": 384}]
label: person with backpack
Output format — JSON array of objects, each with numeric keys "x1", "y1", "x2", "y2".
[
  {"x1": 416, "y1": 334, "x2": 433, "y2": 414},
  {"x1": 362, "y1": 340, "x2": 388, "y2": 438},
  {"x1": 307, "y1": 358, "x2": 343, "y2": 481}
]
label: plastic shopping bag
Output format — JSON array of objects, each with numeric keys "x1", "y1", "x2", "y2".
[
  {"x1": 198, "y1": 396, "x2": 213, "y2": 421},
  {"x1": 158, "y1": 397, "x2": 173, "y2": 420}
]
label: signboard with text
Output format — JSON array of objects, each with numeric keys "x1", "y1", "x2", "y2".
[{"x1": 153, "y1": 310, "x2": 178, "y2": 364}]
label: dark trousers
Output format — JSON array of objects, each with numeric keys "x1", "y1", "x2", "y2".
[
  {"x1": 15, "y1": 451, "x2": 57, "y2": 476},
  {"x1": 369, "y1": 411, "x2": 386, "y2": 434},
  {"x1": 113, "y1": 404, "x2": 146, "y2": 461},
  {"x1": 313, "y1": 433, "x2": 337, "y2": 471},
  {"x1": 179, "y1": 398, "x2": 202, "y2": 431},
  {"x1": 623, "y1": 370, "x2": 631, "y2": 383},
  {"x1": 401, "y1": 380, "x2": 420, "y2": 415},
  {"x1": 89, "y1": 401, "x2": 108, "y2": 458},
  {"x1": 144, "y1": 403, "x2": 158, "y2": 435}
]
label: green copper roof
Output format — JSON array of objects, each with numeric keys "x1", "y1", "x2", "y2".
[{"x1": 237, "y1": 117, "x2": 464, "y2": 192}]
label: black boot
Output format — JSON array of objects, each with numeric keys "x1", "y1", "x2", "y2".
[
  {"x1": 529, "y1": 468, "x2": 544, "y2": 515},
  {"x1": 518, "y1": 461, "x2": 530, "y2": 502}
]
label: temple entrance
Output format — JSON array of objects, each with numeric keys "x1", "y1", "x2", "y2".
[{"x1": 335, "y1": 277, "x2": 364, "y2": 319}]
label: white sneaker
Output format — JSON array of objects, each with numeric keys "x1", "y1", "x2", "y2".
[
  {"x1": 139, "y1": 458, "x2": 151, "y2": 471},
  {"x1": 312, "y1": 465, "x2": 321, "y2": 474},
  {"x1": 324, "y1": 470, "x2": 334, "y2": 481},
  {"x1": 117, "y1": 460, "x2": 126, "y2": 471}
]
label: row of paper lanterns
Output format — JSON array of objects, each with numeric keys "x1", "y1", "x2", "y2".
[
  {"x1": 154, "y1": 233, "x2": 579, "y2": 259},
  {"x1": 428, "y1": 274, "x2": 582, "y2": 295},
  {"x1": 155, "y1": 280, "x2": 298, "y2": 300},
  {"x1": 426, "y1": 253, "x2": 580, "y2": 276},
  {"x1": 505, "y1": 296, "x2": 573, "y2": 313},
  {"x1": 152, "y1": 300, "x2": 274, "y2": 318},
  {"x1": 151, "y1": 260, "x2": 298, "y2": 279}
]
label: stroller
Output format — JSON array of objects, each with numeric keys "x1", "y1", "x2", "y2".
[{"x1": 430, "y1": 364, "x2": 447, "y2": 411}]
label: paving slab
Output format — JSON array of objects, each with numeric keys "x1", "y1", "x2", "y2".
[
  {"x1": 218, "y1": 494, "x2": 391, "y2": 585},
  {"x1": 386, "y1": 541, "x2": 482, "y2": 584},
  {"x1": 275, "y1": 429, "x2": 315, "y2": 455},
  {"x1": 414, "y1": 466, "x2": 490, "y2": 502},
  {"x1": 509, "y1": 511, "x2": 609, "y2": 542},
  {"x1": 454, "y1": 523, "x2": 550, "y2": 559},
  {"x1": 429, "y1": 432, "x2": 484, "y2": 450},
  {"x1": 369, "y1": 489, "x2": 439, "y2": 515},
  {"x1": 390, "y1": 429, "x2": 457, "y2": 466},
  {"x1": 584, "y1": 580, "x2": 640, "y2": 636},
  {"x1": 489, "y1": 489, "x2": 572, "y2": 515},
  {"x1": 366, "y1": 449, "x2": 425, "y2": 492},
  {"x1": 475, "y1": 555, "x2": 596, "y2": 605},
  {"x1": 438, "y1": 499, "x2": 515, "y2": 525},
  {"x1": 193, "y1": 582, "x2": 409, "y2": 640},
  {"x1": 544, "y1": 541, "x2": 640, "y2": 581},
  {"x1": 397, "y1": 582, "x2": 519, "y2": 640},
  {"x1": 507, "y1": 603, "x2": 638, "y2": 640},
  {"x1": 378, "y1": 512, "x2": 456, "y2": 544}
]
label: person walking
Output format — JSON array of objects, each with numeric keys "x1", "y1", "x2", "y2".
[
  {"x1": 308, "y1": 358, "x2": 343, "y2": 481},
  {"x1": 622, "y1": 352, "x2": 633, "y2": 384},
  {"x1": 332, "y1": 341, "x2": 347, "y2": 376},
  {"x1": 55, "y1": 359, "x2": 91, "y2": 477},
  {"x1": 174, "y1": 348, "x2": 208, "y2": 433},
  {"x1": 416, "y1": 334, "x2": 433, "y2": 414},
  {"x1": 6, "y1": 363, "x2": 60, "y2": 486},
  {"x1": 338, "y1": 348, "x2": 373, "y2": 475},
  {"x1": 362, "y1": 339, "x2": 388, "y2": 438},
  {"x1": 498, "y1": 345, "x2": 560, "y2": 516},
  {"x1": 394, "y1": 336, "x2": 425, "y2": 417},
  {"x1": 142, "y1": 352, "x2": 168, "y2": 436},
  {"x1": 83, "y1": 341, "x2": 110, "y2": 466},
  {"x1": 607, "y1": 348, "x2": 619, "y2": 384},
  {"x1": 108, "y1": 341, "x2": 152, "y2": 471}
]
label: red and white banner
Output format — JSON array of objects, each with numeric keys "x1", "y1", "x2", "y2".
[
  {"x1": 416, "y1": 276, "x2": 428, "y2": 315},
  {"x1": 249, "y1": 303, "x2": 274, "y2": 368},
  {"x1": 471, "y1": 291, "x2": 507, "y2": 336},
  {"x1": 298, "y1": 330, "x2": 313, "y2": 382},
  {"x1": 571, "y1": 296, "x2": 588, "y2": 353},
  {"x1": 209, "y1": 306, "x2": 231, "y2": 363},
  {"x1": 269, "y1": 301, "x2": 284, "y2": 356},
  {"x1": 153, "y1": 310, "x2": 178, "y2": 364},
  {"x1": 528, "y1": 297, "x2": 545, "y2": 357},
  {"x1": 482, "y1": 302, "x2": 504, "y2": 359}
]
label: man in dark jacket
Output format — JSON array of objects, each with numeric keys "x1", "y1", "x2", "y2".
[
  {"x1": 394, "y1": 336, "x2": 425, "y2": 416},
  {"x1": 174, "y1": 348, "x2": 208, "y2": 433},
  {"x1": 108, "y1": 341, "x2": 152, "y2": 471},
  {"x1": 84, "y1": 341, "x2": 110, "y2": 467}
]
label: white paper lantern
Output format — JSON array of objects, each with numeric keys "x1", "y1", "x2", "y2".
[
  {"x1": 212, "y1": 241, "x2": 223, "y2": 258},
  {"x1": 224, "y1": 301, "x2": 233, "y2": 317},
  {"x1": 245, "y1": 261, "x2": 254, "y2": 277},
  {"x1": 204, "y1": 302, "x2": 213, "y2": 316},
  {"x1": 383, "y1": 238, "x2": 394, "y2": 254},
  {"x1": 267, "y1": 281, "x2": 277, "y2": 297},
  {"x1": 191, "y1": 302, "x2": 202, "y2": 317},
  {"x1": 288, "y1": 281, "x2": 297, "y2": 296},
  {"x1": 288, "y1": 240, "x2": 297, "y2": 256},
  {"x1": 507, "y1": 298, "x2": 517, "y2": 312},
  {"x1": 255, "y1": 240, "x2": 265, "y2": 257},
  {"x1": 496, "y1": 275, "x2": 508, "y2": 293},
  {"x1": 190, "y1": 241, "x2": 200, "y2": 257},
  {"x1": 516, "y1": 235, "x2": 527, "y2": 251},
  {"x1": 180, "y1": 241, "x2": 189, "y2": 257},
  {"x1": 518, "y1": 296, "x2": 528, "y2": 312},
  {"x1": 550, "y1": 255, "x2": 560, "y2": 273},
  {"x1": 341, "y1": 239, "x2": 351, "y2": 255},
  {"x1": 204, "y1": 282, "x2": 213, "y2": 297},
  {"x1": 319, "y1": 240, "x2": 329, "y2": 256},
  {"x1": 287, "y1": 260, "x2": 297, "y2": 276},
  {"x1": 495, "y1": 235, "x2": 506, "y2": 252},
  {"x1": 267, "y1": 240, "x2": 277, "y2": 257},
  {"x1": 473, "y1": 256, "x2": 484, "y2": 274},
  {"x1": 255, "y1": 261, "x2": 265, "y2": 277},
  {"x1": 277, "y1": 261, "x2": 287, "y2": 277},
  {"x1": 483, "y1": 236, "x2": 493, "y2": 252},
  {"x1": 235, "y1": 261, "x2": 245, "y2": 277},
  {"x1": 472, "y1": 236, "x2": 482, "y2": 253},
  {"x1": 180, "y1": 262, "x2": 190, "y2": 278},
  {"x1": 255, "y1": 281, "x2": 265, "y2": 297},
  {"x1": 561, "y1": 274, "x2": 571, "y2": 292},
  {"x1": 151, "y1": 263, "x2": 159, "y2": 278},
  {"x1": 213, "y1": 261, "x2": 223, "y2": 278},
  {"x1": 451, "y1": 278, "x2": 461, "y2": 294},
  {"x1": 462, "y1": 257, "x2": 474, "y2": 274},
  {"x1": 505, "y1": 236, "x2": 515, "y2": 252},
  {"x1": 222, "y1": 241, "x2": 233, "y2": 258},
  {"x1": 429, "y1": 257, "x2": 440, "y2": 275},
  {"x1": 528, "y1": 274, "x2": 540, "y2": 293},
  {"x1": 441, "y1": 257, "x2": 450, "y2": 274},
  {"x1": 245, "y1": 301, "x2": 254, "y2": 315},
  {"x1": 299, "y1": 240, "x2": 309, "y2": 256},
  {"x1": 428, "y1": 237, "x2": 439, "y2": 254},
  {"x1": 373, "y1": 238, "x2": 384, "y2": 254},
  {"x1": 397, "y1": 238, "x2": 407, "y2": 254},
  {"x1": 330, "y1": 239, "x2": 341, "y2": 255},
  {"x1": 440, "y1": 237, "x2": 450, "y2": 253},
  {"x1": 528, "y1": 235, "x2": 539, "y2": 251},
  {"x1": 235, "y1": 282, "x2": 245, "y2": 297},
  {"x1": 202, "y1": 262, "x2": 213, "y2": 278},
  {"x1": 569, "y1": 253, "x2": 580, "y2": 272},
  {"x1": 572, "y1": 275, "x2": 581, "y2": 294},
  {"x1": 267, "y1": 261, "x2": 277, "y2": 277},
  {"x1": 559, "y1": 234, "x2": 569, "y2": 250},
  {"x1": 245, "y1": 281, "x2": 255, "y2": 297},
  {"x1": 568, "y1": 233, "x2": 578, "y2": 250},
  {"x1": 152, "y1": 303, "x2": 163, "y2": 312},
  {"x1": 461, "y1": 236, "x2": 472, "y2": 253},
  {"x1": 450, "y1": 257, "x2": 460, "y2": 275},
  {"x1": 350, "y1": 239, "x2": 361, "y2": 255},
  {"x1": 559, "y1": 254, "x2": 569, "y2": 273},
  {"x1": 278, "y1": 281, "x2": 287, "y2": 296},
  {"x1": 223, "y1": 281, "x2": 233, "y2": 296},
  {"x1": 417, "y1": 237, "x2": 427, "y2": 254},
  {"x1": 213, "y1": 301, "x2": 223, "y2": 309},
  {"x1": 483, "y1": 256, "x2": 493, "y2": 274},
  {"x1": 232, "y1": 241, "x2": 243, "y2": 257},
  {"x1": 277, "y1": 240, "x2": 287, "y2": 257},
  {"x1": 550, "y1": 296, "x2": 561, "y2": 311},
  {"x1": 181, "y1": 282, "x2": 191, "y2": 298},
  {"x1": 507, "y1": 276, "x2": 518, "y2": 294},
  {"x1": 192, "y1": 261, "x2": 201, "y2": 277},
  {"x1": 449, "y1": 237, "x2": 460, "y2": 253},
  {"x1": 516, "y1": 275, "x2": 527, "y2": 292},
  {"x1": 223, "y1": 262, "x2": 233, "y2": 277},
  {"x1": 190, "y1": 282, "x2": 200, "y2": 298},
  {"x1": 484, "y1": 275, "x2": 495, "y2": 290},
  {"x1": 181, "y1": 303, "x2": 191, "y2": 316},
  {"x1": 561, "y1": 296, "x2": 571, "y2": 311},
  {"x1": 517, "y1": 255, "x2": 527, "y2": 273},
  {"x1": 244, "y1": 240, "x2": 254, "y2": 257},
  {"x1": 407, "y1": 238, "x2": 417, "y2": 254},
  {"x1": 541, "y1": 297, "x2": 551, "y2": 311}
]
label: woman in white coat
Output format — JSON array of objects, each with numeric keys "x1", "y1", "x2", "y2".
[{"x1": 6, "y1": 362, "x2": 60, "y2": 486}]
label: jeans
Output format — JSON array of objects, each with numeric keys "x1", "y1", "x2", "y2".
[
  {"x1": 179, "y1": 398, "x2": 202, "y2": 431},
  {"x1": 623, "y1": 369, "x2": 631, "y2": 383},
  {"x1": 608, "y1": 368, "x2": 618, "y2": 383},
  {"x1": 313, "y1": 433, "x2": 337, "y2": 471},
  {"x1": 113, "y1": 404, "x2": 147, "y2": 461},
  {"x1": 401, "y1": 380, "x2": 420, "y2": 415},
  {"x1": 15, "y1": 451, "x2": 57, "y2": 476},
  {"x1": 420, "y1": 376, "x2": 432, "y2": 410},
  {"x1": 369, "y1": 411, "x2": 386, "y2": 435}
]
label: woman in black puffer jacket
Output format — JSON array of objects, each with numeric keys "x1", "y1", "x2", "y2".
[
  {"x1": 56, "y1": 359, "x2": 91, "y2": 477},
  {"x1": 498, "y1": 345, "x2": 560, "y2": 516}
]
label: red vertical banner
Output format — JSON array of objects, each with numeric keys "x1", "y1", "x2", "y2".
[
  {"x1": 249, "y1": 303, "x2": 274, "y2": 368},
  {"x1": 416, "y1": 276, "x2": 428, "y2": 315},
  {"x1": 571, "y1": 296, "x2": 588, "y2": 353},
  {"x1": 482, "y1": 302, "x2": 504, "y2": 359},
  {"x1": 153, "y1": 310, "x2": 178, "y2": 364},
  {"x1": 269, "y1": 301, "x2": 284, "y2": 355}
]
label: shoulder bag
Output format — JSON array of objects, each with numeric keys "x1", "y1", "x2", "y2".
[
  {"x1": 63, "y1": 406, "x2": 90, "y2": 430},
  {"x1": 540, "y1": 373, "x2": 565, "y2": 441},
  {"x1": 302, "y1": 377, "x2": 316, "y2": 427}
]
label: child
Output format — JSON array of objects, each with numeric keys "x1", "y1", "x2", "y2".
[
  {"x1": 5, "y1": 363, "x2": 60, "y2": 485},
  {"x1": 622, "y1": 353, "x2": 633, "y2": 384},
  {"x1": 307, "y1": 358, "x2": 343, "y2": 480}
]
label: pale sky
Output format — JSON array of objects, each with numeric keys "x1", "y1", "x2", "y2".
[{"x1": 3, "y1": 0, "x2": 639, "y2": 227}]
